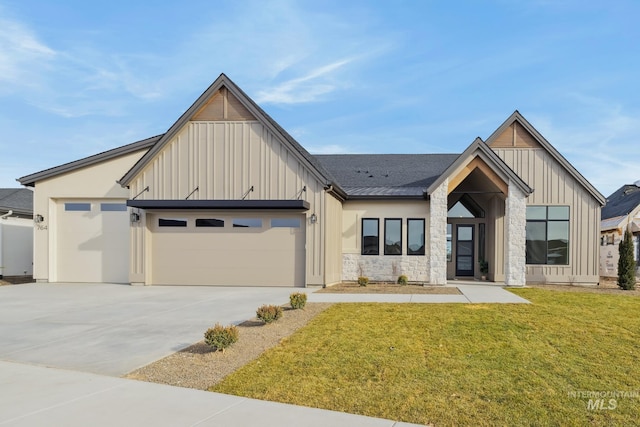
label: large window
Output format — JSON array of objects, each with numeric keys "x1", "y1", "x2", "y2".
[
  {"x1": 362, "y1": 218, "x2": 379, "y2": 255},
  {"x1": 407, "y1": 219, "x2": 425, "y2": 255},
  {"x1": 384, "y1": 219, "x2": 402, "y2": 255},
  {"x1": 526, "y1": 206, "x2": 569, "y2": 265}
]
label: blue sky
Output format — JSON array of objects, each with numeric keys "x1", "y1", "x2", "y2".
[{"x1": 1, "y1": 0, "x2": 638, "y2": 196}]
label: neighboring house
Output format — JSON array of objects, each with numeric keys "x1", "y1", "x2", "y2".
[
  {"x1": 18, "y1": 74, "x2": 605, "y2": 287},
  {"x1": 600, "y1": 182, "x2": 640, "y2": 277},
  {"x1": 0, "y1": 188, "x2": 34, "y2": 279}
]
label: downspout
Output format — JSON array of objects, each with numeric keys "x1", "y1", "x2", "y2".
[
  {"x1": 0, "y1": 210, "x2": 12, "y2": 220},
  {"x1": 0, "y1": 215, "x2": 4, "y2": 278}
]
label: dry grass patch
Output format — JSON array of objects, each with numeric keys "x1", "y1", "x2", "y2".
[{"x1": 212, "y1": 289, "x2": 640, "y2": 426}]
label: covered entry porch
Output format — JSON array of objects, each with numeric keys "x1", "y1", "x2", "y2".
[{"x1": 427, "y1": 139, "x2": 532, "y2": 286}]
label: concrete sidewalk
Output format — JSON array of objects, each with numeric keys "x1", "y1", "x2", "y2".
[
  {"x1": 0, "y1": 361, "x2": 419, "y2": 427},
  {"x1": 308, "y1": 284, "x2": 530, "y2": 304}
]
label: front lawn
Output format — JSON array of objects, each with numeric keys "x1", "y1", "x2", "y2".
[{"x1": 211, "y1": 289, "x2": 640, "y2": 426}]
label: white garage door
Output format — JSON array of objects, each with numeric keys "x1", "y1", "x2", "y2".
[
  {"x1": 150, "y1": 213, "x2": 305, "y2": 286},
  {"x1": 55, "y1": 200, "x2": 129, "y2": 283}
]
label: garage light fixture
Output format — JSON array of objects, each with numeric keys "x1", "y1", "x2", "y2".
[
  {"x1": 130, "y1": 212, "x2": 140, "y2": 223},
  {"x1": 310, "y1": 213, "x2": 317, "y2": 224},
  {"x1": 34, "y1": 214, "x2": 44, "y2": 223}
]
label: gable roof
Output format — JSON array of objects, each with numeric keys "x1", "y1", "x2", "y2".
[
  {"x1": 602, "y1": 183, "x2": 640, "y2": 220},
  {"x1": 118, "y1": 73, "x2": 339, "y2": 190},
  {"x1": 426, "y1": 137, "x2": 533, "y2": 196},
  {"x1": 17, "y1": 135, "x2": 161, "y2": 187},
  {"x1": 316, "y1": 154, "x2": 460, "y2": 198},
  {"x1": 0, "y1": 188, "x2": 33, "y2": 216},
  {"x1": 485, "y1": 111, "x2": 606, "y2": 206}
]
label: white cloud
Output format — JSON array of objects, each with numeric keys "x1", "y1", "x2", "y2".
[
  {"x1": 306, "y1": 143, "x2": 358, "y2": 155},
  {"x1": 0, "y1": 16, "x2": 56, "y2": 90},
  {"x1": 255, "y1": 58, "x2": 356, "y2": 104},
  {"x1": 532, "y1": 102, "x2": 640, "y2": 196}
]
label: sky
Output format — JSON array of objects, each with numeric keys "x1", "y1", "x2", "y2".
[{"x1": 0, "y1": 0, "x2": 638, "y2": 197}]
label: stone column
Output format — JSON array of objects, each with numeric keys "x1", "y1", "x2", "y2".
[
  {"x1": 505, "y1": 184, "x2": 527, "y2": 286},
  {"x1": 429, "y1": 180, "x2": 448, "y2": 284}
]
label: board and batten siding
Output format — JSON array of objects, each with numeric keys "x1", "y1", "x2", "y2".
[
  {"x1": 128, "y1": 120, "x2": 328, "y2": 286},
  {"x1": 494, "y1": 147, "x2": 600, "y2": 284}
]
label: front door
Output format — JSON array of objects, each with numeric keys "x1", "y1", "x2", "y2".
[{"x1": 455, "y1": 224, "x2": 474, "y2": 276}]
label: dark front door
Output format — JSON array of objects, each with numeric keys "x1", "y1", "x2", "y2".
[{"x1": 456, "y1": 224, "x2": 474, "y2": 276}]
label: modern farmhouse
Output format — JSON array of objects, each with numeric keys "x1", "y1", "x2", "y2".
[{"x1": 18, "y1": 74, "x2": 605, "y2": 287}]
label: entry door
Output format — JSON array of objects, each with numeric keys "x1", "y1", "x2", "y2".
[{"x1": 455, "y1": 225, "x2": 474, "y2": 276}]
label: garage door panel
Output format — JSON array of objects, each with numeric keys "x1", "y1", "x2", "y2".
[
  {"x1": 150, "y1": 213, "x2": 305, "y2": 286},
  {"x1": 56, "y1": 200, "x2": 129, "y2": 283}
]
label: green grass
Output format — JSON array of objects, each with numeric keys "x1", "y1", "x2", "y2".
[{"x1": 211, "y1": 289, "x2": 640, "y2": 426}]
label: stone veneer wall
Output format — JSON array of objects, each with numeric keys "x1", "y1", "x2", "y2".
[
  {"x1": 428, "y1": 180, "x2": 448, "y2": 284},
  {"x1": 504, "y1": 183, "x2": 527, "y2": 286},
  {"x1": 342, "y1": 253, "x2": 429, "y2": 282}
]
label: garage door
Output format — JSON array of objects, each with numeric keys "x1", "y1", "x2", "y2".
[
  {"x1": 55, "y1": 200, "x2": 129, "y2": 283},
  {"x1": 150, "y1": 213, "x2": 305, "y2": 286}
]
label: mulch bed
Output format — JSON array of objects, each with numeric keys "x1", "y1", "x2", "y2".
[{"x1": 317, "y1": 282, "x2": 461, "y2": 294}]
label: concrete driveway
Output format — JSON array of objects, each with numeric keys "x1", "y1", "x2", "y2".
[{"x1": 0, "y1": 283, "x2": 295, "y2": 376}]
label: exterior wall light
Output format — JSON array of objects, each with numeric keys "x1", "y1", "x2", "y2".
[
  {"x1": 310, "y1": 213, "x2": 317, "y2": 224},
  {"x1": 130, "y1": 212, "x2": 140, "y2": 223},
  {"x1": 34, "y1": 214, "x2": 44, "y2": 223}
]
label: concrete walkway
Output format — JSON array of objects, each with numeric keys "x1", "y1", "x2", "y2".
[
  {"x1": 308, "y1": 284, "x2": 530, "y2": 304},
  {"x1": 0, "y1": 361, "x2": 419, "y2": 427}
]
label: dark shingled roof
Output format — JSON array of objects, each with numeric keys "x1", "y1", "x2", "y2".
[
  {"x1": 0, "y1": 188, "x2": 33, "y2": 216},
  {"x1": 314, "y1": 154, "x2": 460, "y2": 198},
  {"x1": 602, "y1": 183, "x2": 640, "y2": 220}
]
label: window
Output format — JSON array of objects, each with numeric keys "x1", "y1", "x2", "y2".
[
  {"x1": 384, "y1": 219, "x2": 402, "y2": 255},
  {"x1": 526, "y1": 206, "x2": 569, "y2": 265},
  {"x1": 362, "y1": 218, "x2": 379, "y2": 255},
  {"x1": 447, "y1": 224, "x2": 452, "y2": 262},
  {"x1": 407, "y1": 219, "x2": 425, "y2": 255},
  {"x1": 65, "y1": 203, "x2": 91, "y2": 211},
  {"x1": 233, "y1": 218, "x2": 262, "y2": 228},
  {"x1": 196, "y1": 218, "x2": 224, "y2": 227},
  {"x1": 271, "y1": 218, "x2": 301, "y2": 228},
  {"x1": 159, "y1": 218, "x2": 187, "y2": 227},
  {"x1": 100, "y1": 203, "x2": 127, "y2": 212},
  {"x1": 448, "y1": 194, "x2": 484, "y2": 218}
]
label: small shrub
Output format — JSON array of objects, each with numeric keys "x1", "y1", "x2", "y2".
[
  {"x1": 358, "y1": 276, "x2": 369, "y2": 287},
  {"x1": 204, "y1": 323, "x2": 239, "y2": 351},
  {"x1": 397, "y1": 275, "x2": 408, "y2": 286},
  {"x1": 256, "y1": 304, "x2": 283, "y2": 323},
  {"x1": 289, "y1": 292, "x2": 307, "y2": 309}
]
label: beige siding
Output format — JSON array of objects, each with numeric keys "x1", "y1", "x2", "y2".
[
  {"x1": 494, "y1": 147, "x2": 600, "y2": 284},
  {"x1": 129, "y1": 121, "x2": 327, "y2": 286},
  {"x1": 32, "y1": 151, "x2": 145, "y2": 282},
  {"x1": 323, "y1": 193, "x2": 343, "y2": 285}
]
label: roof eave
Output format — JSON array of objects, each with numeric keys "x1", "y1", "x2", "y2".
[
  {"x1": 426, "y1": 138, "x2": 532, "y2": 197},
  {"x1": 18, "y1": 135, "x2": 161, "y2": 187}
]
